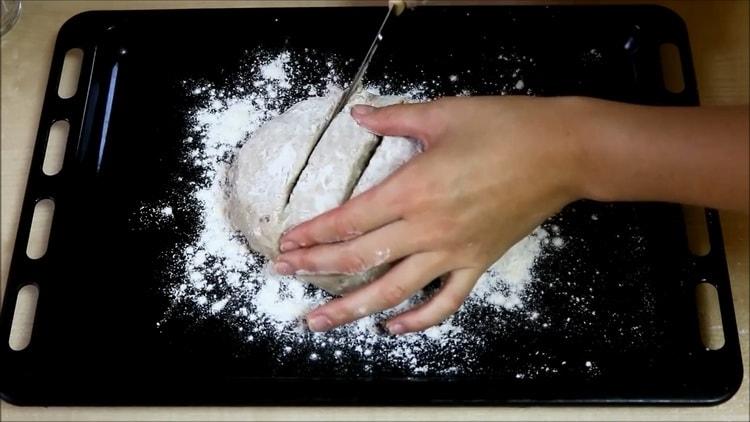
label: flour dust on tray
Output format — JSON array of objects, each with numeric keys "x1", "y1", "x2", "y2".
[{"x1": 147, "y1": 49, "x2": 561, "y2": 375}]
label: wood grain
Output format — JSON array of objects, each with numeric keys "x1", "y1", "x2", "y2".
[{"x1": 1, "y1": 1, "x2": 747, "y2": 420}]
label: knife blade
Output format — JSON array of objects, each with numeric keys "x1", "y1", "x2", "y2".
[
  {"x1": 329, "y1": 1, "x2": 405, "y2": 118},
  {"x1": 285, "y1": 2, "x2": 406, "y2": 206}
]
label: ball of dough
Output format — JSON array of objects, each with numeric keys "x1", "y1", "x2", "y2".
[{"x1": 229, "y1": 89, "x2": 421, "y2": 294}]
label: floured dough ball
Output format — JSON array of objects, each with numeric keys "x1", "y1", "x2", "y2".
[{"x1": 229, "y1": 89, "x2": 422, "y2": 294}]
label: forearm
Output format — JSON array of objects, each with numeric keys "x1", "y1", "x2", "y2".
[{"x1": 573, "y1": 99, "x2": 749, "y2": 211}]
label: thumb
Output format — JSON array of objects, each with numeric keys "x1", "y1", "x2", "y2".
[{"x1": 350, "y1": 102, "x2": 436, "y2": 143}]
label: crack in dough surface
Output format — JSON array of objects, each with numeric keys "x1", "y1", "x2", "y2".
[{"x1": 230, "y1": 89, "x2": 422, "y2": 294}]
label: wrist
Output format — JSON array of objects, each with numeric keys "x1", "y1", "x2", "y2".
[
  {"x1": 558, "y1": 96, "x2": 617, "y2": 203},
  {"x1": 551, "y1": 96, "x2": 602, "y2": 203}
]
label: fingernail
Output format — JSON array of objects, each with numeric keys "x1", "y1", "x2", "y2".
[
  {"x1": 307, "y1": 315, "x2": 333, "y2": 332},
  {"x1": 351, "y1": 104, "x2": 376, "y2": 117},
  {"x1": 279, "y1": 241, "x2": 299, "y2": 252},
  {"x1": 273, "y1": 261, "x2": 294, "y2": 275},
  {"x1": 387, "y1": 322, "x2": 406, "y2": 335}
]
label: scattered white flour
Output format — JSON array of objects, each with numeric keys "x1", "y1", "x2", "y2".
[
  {"x1": 471, "y1": 229, "x2": 546, "y2": 311},
  {"x1": 259, "y1": 51, "x2": 292, "y2": 88},
  {"x1": 151, "y1": 50, "x2": 556, "y2": 375}
]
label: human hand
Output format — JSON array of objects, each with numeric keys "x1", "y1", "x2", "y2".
[{"x1": 275, "y1": 96, "x2": 590, "y2": 334}]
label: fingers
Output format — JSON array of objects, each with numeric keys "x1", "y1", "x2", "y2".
[
  {"x1": 350, "y1": 101, "x2": 440, "y2": 145},
  {"x1": 385, "y1": 267, "x2": 479, "y2": 335},
  {"x1": 280, "y1": 101, "x2": 444, "y2": 252},
  {"x1": 305, "y1": 252, "x2": 449, "y2": 332},
  {"x1": 279, "y1": 181, "x2": 402, "y2": 251},
  {"x1": 275, "y1": 220, "x2": 418, "y2": 275}
]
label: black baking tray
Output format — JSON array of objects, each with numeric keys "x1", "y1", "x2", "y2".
[{"x1": 0, "y1": 5, "x2": 742, "y2": 405}]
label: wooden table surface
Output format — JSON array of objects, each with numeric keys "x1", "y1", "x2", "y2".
[{"x1": 1, "y1": 1, "x2": 747, "y2": 420}]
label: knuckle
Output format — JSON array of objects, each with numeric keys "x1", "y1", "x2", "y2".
[
  {"x1": 380, "y1": 283, "x2": 409, "y2": 308},
  {"x1": 409, "y1": 230, "x2": 432, "y2": 252},
  {"x1": 342, "y1": 250, "x2": 369, "y2": 274},
  {"x1": 325, "y1": 303, "x2": 353, "y2": 325},
  {"x1": 380, "y1": 105, "x2": 402, "y2": 121},
  {"x1": 332, "y1": 213, "x2": 360, "y2": 241},
  {"x1": 416, "y1": 218, "x2": 455, "y2": 247},
  {"x1": 381, "y1": 180, "x2": 414, "y2": 213},
  {"x1": 282, "y1": 225, "x2": 307, "y2": 245},
  {"x1": 403, "y1": 180, "x2": 436, "y2": 211},
  {"x1": 294, "y1": 251, "x2": 318, "y2": 271},
  {"x1": 433, "y1": 217, "x2": 456, "y2": 235}
]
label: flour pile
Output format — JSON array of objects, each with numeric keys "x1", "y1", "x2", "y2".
[{"x1": 152, "y1": 50, "x2": 558, "y2": 375}]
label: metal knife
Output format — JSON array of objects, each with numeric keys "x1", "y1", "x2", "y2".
[
  {"x1": 328, "y1": 0, "x2": 407, "y2": 117},
  {"x1": 284, "y1": 2, "x2": 408, "y2": 206}
]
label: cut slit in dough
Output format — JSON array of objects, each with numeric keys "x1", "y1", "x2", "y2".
[
  {"x1": 351, "y1": 95, "x2": 424, "y2": 195},
  {"x1": 228, "y1": 87, "x2": 343, "y2": 258},
  {"x1": 352, "y1": 136, "x2": 424, "y2": 196},
  {"x1": 229, "y1": 88, "x2": 422, "y2": 294},
  {"x1": 284, "y1": 90, "x2": 380, "y2": 231}
]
